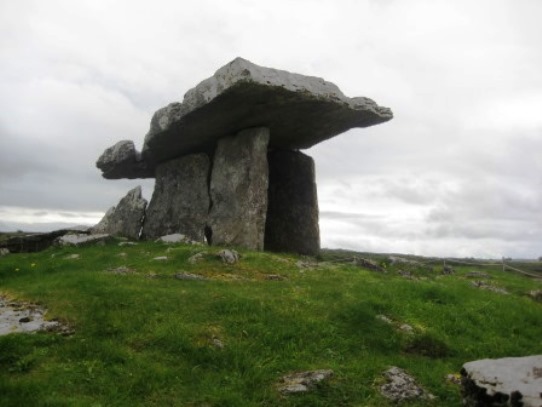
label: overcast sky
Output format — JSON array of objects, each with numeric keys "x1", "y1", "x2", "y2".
[{"x1": 1, "y1": 0, "x2": 540, "y2": 258}]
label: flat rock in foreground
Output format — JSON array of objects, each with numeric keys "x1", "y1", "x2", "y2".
[{"x1": 461, "y1": 355, "x2": 542, "y2": 407}]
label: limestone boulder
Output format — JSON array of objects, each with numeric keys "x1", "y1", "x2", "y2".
[
  {"x1": 265, "y1": 150, "x2": 320, "y2": 256},
  {"x1": 208, "y1": 127, "x2": 269, "y2": 250},
  {"x1": 96, "y1": 140, "x2": 153, "y2": 179},
  {"x1": 91, "y1": 186, "x2": 147, "y2": 240},
  {"x1": 140, "y1": 57, "x2": 393, "y2": 167},
  {"x1": 461, "y1": 355, "x2": 542, "y2": 407},
  {"x1": 142, "y1": 154, "x2": 210, "y2": 241}
]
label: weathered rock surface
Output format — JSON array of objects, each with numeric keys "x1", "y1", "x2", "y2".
[
  {"x1": 0, "y1": 296, "x2": 68, "y2": 336},
  {"x1": 461, "y1": 355, "x2": 542, "y2": 407},
  {"x1": 0, "y1": 248, "x2": 9, "y2": 256},
  {"x1": 2, "y1": 229, "x2": 84, "y2": 253},
  {"x1": 96, "y1": 140, "x2": 153, "y2": 179},
  {"x1": 278, "y1": 370, "x2": 334, "y2": 394},
  {"x1": 380, "y1": 366, "x2": 435, "y2": 402},
  {"x1": 208, "y1": 127, "x2": 269, "y2": 249},
  {"x1": 264, "y1": 150, "x2": 319, "y2": 256},
  {"x1": 142, "y1": 154, "x2": 210, "y2": 241},
  {"x1": 116, "y1": 57, "x2": 392, "y2": 170},
  {"x1": 218, "y1": 249, "x2": 240, "y2": 265},
  {"x1": 91, "y1": 186, "x2": 147, "y2": 240},
  {"x1": 56, "y1": 233, "x2": 111, "y2": 246}
]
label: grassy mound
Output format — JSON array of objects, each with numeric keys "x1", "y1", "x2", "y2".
[{"x1": 1, "y1": 240, "x2": 541, "y2": 406}]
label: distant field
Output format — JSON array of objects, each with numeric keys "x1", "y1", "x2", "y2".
[{"x1": 1, "y1": 240, "x2": 541, "y2": 406}]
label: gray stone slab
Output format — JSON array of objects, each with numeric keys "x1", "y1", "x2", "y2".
[
  {"x1": 96, "y1": 140, "x2": 153, "y2": 179},
  {"x1": 91, "y1": 186, "x2": 147, "y2": 240},
  {"x1": 265, "y1": 150, "x2": 320, "y2": 256},
  {"x1": 142, "y1": 153, "x2": 210, "y2": 241},
  {"x1": 208, "y1": 127, "x2": 269, "y2": 250},
  {"x1": 461, "y1": 355, "x2": 542, "y2": 407},
  {"x1": 96, "y1": 57, "x2": 390, "y2": 174}
]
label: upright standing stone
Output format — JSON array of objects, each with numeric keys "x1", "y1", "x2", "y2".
[
  {"x1": 91, "y1": 186, "x2": 147, "y2": 240},
  {"x1": 142, "y1": 154, "x2": 210, "y2": 241},
  {"x1": 265, "y1": 150, "x2": 320, "y2": 256},
  {"x1": 208, "y1": 127, "x2": 270, "y2": 250}
]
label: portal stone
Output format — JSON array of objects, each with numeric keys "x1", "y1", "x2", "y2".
[
  {"x1": 265, "y1": 150, "x2": 320, "y2": 256},
  {"x1": 91, "y1": 186, "x2": 147, "y2": 240},
  {"x1": 208, "y1": 127, "x2": 270, "y2": 250},
  {"x1": 142, "y1": 154, "x2": 210, "y2": 241}
]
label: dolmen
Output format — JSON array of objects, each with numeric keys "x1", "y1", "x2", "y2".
[{"x1": 95, "y1": 57, "x2": 393, "y2": 255}]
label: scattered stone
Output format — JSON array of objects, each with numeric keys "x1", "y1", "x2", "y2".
[
  {"x1": 211, "y1": 337, "x2": 224, "y2": 349},
  {"x1": 465, "y1": 271, "x2": 492, "y2": 279},
  {"x1": 174, "y1": 272, "x2": 206, "y2": 281},
  {"x1": 265, "y1": 274, "x2": 286, "y2": 281},
  {"x1": 380, "y1": 366, "x2": 435, "y2": 402},
  {"x1": 188, "y1": 252, "x2": 207, "y2": 264},
  {"x1": 446, "y1": 373, "x2": 462, "y2": 386},
  {"x1": 153, "y1": 256, "x2": 168, "y2": 261},
  {"x1": 64, "y1": 254, "x2": 81, "y2": 260},
  {"x1": 353, "y1": 257, "x2": 384, "y2": 272},
  {"x1": 91, "y1": 186, "x2": 147, "y2": 240},
  {"x1": 388, "y1": 256, "x2": 423, "y2": 266},
  {"x1": 265, "y1": 150, "x2": 320, "y2": 256},
  {"x1": 108, "y1": 266, "x2": 137, "y2": 275},
  {"x1": 296, "y1": 260, "x2": 319, "y2": 270},
  {"x1": 0, "y1": 248, "x2": 9, "y2": 256},
  {"x1": 118, "y1": 241, "x2": 138, "y2": 247},
  {"x1": 398, "y1": 270, "x2": 414, "y2": 279},
  {"x1": 155, "y1": 233, "x2": 196, "y2": 244},
  {"x1": 56, "y1": 233, "x2": 111, "y2": 247},
  {"x1": 528, "y1": 290, "x2": 542, "y2": 302},
  {"x1": 471, "y1": 281, "x2": 509, "y2": 294},
  {"x1": 399, "y1": 323, "x2": 414, "y2": 333},
  {"x1": 208, "y1": 127, "x2": 269, "y2": 250},
  {"x1": 278, "y1": 370, "x2": 334, "y2": 394},
  {"x1": 461, "y1": 355, "x2": 542, "y2": 407},
  {"x1": 218, "y1": 249, "x2": 240, "y2": 265},
  {"x1": 0, "y1": 296, "x2": 69, "y2": 336},
  {"x1": 96, "y1": 140, "x2": 153, "y2": 179},
  {"x1": 143, "y1": 154, "x2": 210, "y2": 241},
  {"x1": 442, "y1": 264, "x2": 455, "y2": 275},
  {"x1": 117, "y1": 252, "x2": 128, "y2": 258},
  {"x1": 376, "y1": 315, "x2": 394, "y2": 325}
]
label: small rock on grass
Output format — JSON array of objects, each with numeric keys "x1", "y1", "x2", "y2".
[
  {"x1": 64, "y1": 254, "x2": 81, "y2": 260},
  {"x1": 153, "y1": 256, "x2": 168, "y2": 261},
  {"x1": 175, "y1": 272, "x2": 206, "y2": 281},
  {"x1": 0, "y1": 248, "x2": 9, "y2": 256},
  {"x1": 380, "y1": 366, "x2": 435, "y2": 402},
  {"x1": 218, "y1": 249, "x2": 239, "y2": 264},
  {"x1": 278, "y1": 370, "x2": 334, "y2": 394},
  {"x1": 188, "y1": 252, "x2": 207, "y2": 264}
]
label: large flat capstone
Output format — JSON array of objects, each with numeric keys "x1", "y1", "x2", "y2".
[{"x1": 97, "y1": 57, "x2": 392, "y2": 177}]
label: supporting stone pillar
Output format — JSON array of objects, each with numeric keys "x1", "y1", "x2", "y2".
[
  {"x1": 208, "y1": 127, "x2": 270, "y2": 250},
  {"x1": 265, "y1": 150, "x2": 320, "y2": 256},
  {"x1": 142, "y1": 153, "x2": 210, "y2": 241}
]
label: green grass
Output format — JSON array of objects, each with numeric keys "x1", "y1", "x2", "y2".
[{"x1": 1, "y1": 241, "x2": 541, "y2": 406}]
